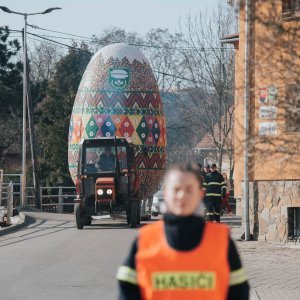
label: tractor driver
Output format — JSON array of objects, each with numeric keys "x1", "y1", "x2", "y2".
[{"x1": 96, "y1": 146, "x2": 116, "y2": 171}]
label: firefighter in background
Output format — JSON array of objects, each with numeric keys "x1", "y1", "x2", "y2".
[
  {"x1": 117, "y1": 163, "x2": 249, "y2": 300},
  {"x1": 203, "y1": 163, "x2": 226, "y2": 222}
]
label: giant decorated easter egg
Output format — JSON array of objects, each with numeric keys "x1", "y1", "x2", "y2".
[{"x1": 68, "y1": 43, "x2": 167, "y2": 197}]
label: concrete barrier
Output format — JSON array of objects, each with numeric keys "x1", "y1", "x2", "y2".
[{"x1": 0, "y1": 212, "x2": 26, "y2": 236}]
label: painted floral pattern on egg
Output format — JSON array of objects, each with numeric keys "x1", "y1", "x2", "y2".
[{"x1": 68, "y1": 43, "x2": 167, "y2": 197}]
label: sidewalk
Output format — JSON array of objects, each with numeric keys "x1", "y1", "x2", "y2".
[{"x1": 223, "y1": 215, "x2": 300, "y2": 300}]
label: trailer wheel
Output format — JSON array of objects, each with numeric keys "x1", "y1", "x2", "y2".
[
  {"x1": 84, "y1": 215, "x2": 92, "y2": 226},
  {"x1": 137, "y1": 201, "x2": 141, "y2": 225},
  {"x1": 126, "y1": 210, "x2": 130, "y2": 225},
  {"x1": 74, "y1": 204, "x2": 84, "y2": 229},
  {"x1": 130, "y1": 201, "x2": 138, "y2": 228}
]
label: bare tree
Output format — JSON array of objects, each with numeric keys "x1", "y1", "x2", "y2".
[
  {"x1": 89, "y1": 27, "x2": 144, "y2": 53},
  {"x1": 173, "y1": 3, "x2": 236, "y2": 171},
  {"x1": 28, "y1": 42, "x2": 62, "y2": 84},
  {"x1": 143, "y1": 28, "x2": 184, "y2": 92}
]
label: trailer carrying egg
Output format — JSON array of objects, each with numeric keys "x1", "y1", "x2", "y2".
[{"x1": 68, "y1": 43, "x2": 167, "y2": 228}]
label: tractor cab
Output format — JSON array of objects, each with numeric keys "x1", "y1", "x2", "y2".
[{"x1": 74, "y1": 137, "x2": 140, "y2": 229}]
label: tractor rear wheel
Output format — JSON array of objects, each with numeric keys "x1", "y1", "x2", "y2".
[
  {"x1": 130, "y1": 201, "x2": 138, "y2": 228},
  {"x1": 74, "y1": 203, "x2": 84, "y2": 230}
]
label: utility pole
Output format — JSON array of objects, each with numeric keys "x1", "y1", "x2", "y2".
[
  {"x1": 219, "y1": 46, "x2": 226, "y2": 170},
  {"x1": 22, "y1": 14, "x2": 27, "y2": 207},
  {"x1": 244, "y1": 0, "x2": 251, "y2": 241},
  {"x1": 26, "y1": 53, "x2": 41, "y2": 209},
  {"x1": 0, "y1": 6, "x2": 61, "y2": 208}
]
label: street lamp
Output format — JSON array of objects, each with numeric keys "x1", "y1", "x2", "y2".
[{"x1": 0, "y1": 6, "x2": 61, "y2": 207}]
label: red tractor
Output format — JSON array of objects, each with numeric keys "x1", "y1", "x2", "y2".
[{"x1": 74, "y1": 137, "x2": 141, "y2": 229}]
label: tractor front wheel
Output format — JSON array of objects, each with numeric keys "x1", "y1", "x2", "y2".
[{"x1": 74, "y1": 203, "x2": 84, "y2": 230}]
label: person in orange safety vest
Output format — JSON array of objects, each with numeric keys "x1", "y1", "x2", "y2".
[{"x1": 117, "y1": 163, "x2": 249, "y2": 300}]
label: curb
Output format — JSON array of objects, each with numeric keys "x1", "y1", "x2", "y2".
[{"x1": 0, "y1": 212, "x2": 27, "y2": 237}]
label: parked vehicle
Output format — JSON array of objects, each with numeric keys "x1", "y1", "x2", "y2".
[{"x1": 151, "y1": 186, "x2": 164, "y2": 216}]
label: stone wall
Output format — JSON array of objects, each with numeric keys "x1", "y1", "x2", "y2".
[{"x1": 244, "y1": 180, "x2": 300, "y2": 243}]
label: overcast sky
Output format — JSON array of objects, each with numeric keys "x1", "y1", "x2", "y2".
[{"x1": 1, "y1": 0, "x2": 222, "y2": 38}]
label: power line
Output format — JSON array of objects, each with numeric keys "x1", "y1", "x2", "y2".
[
  {"x1": 27, "y1": 33, "x2": 90, "y2": 42},
  {"x1": 27, "y1": 32, "x2": 92, "y2": 54},
  {"x1": 153, "y1": 70, "x2": 196, "y2": 83},
  {"x1": 5, "y1": 29, "x2": 231, "y2": 84},
  {"x1": 27, "y1": 34, "x2": 218, "y2": 84},
  {"x1": 27, "y1": 23, "x2": 93, "y2": 40},
  {"x1": 129, "y1": 43, "x2": 233, "y2": 51},
  {"x1": 27, "y1": 34, "x2": 198, "y2": 83},
  {"x1": 27, "y1": 36, "x2": 70, "y2": 51},
  {"x1": 27, "y1": 24, "x2": 234, "y2": 52},
  {"x1": 7, "y1": 29, "x2": 22, "y2": 33}
]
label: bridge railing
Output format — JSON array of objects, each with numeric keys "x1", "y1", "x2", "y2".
[
  {"x1": 39, "y1": 186, "x2": 76, "y2": 213},
  {"x1": 1, "y1": 172, "x2": 76, "y2": 213},
  {"x1": 2, "y1": 173, "x2": 22, "y2": 206},
  {"x1": 0, "y1": 180, "x2": 14, "y2": 225}
]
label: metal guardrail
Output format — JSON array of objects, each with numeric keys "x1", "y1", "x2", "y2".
[
  {"x1": 1, "y1": 170, "x2": 76, "y2": 214},
  {"x1": 1, "y1": 172, "x2": 238, "y2": 215},
  {"x1": 39, "y1": 186, "x2": 76, "y2": 213},
  {"x1": 2, "y1": 173, "x2": 22, "y2": 207},
  {"x1": 23, "y1": 186, "x2": 76, "y2": 213},
  {"x1": 0, "y1": 181, "x2": 13, "y2": 225}
]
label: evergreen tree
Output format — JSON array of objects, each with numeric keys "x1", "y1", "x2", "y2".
[
  {"x1": 0, "y1": 26, "x2": 23, "y2": 163},
  {"x1": 37, "y1": 45, "x2": 91, "y2": 186}
]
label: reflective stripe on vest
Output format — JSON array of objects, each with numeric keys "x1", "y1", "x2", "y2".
[
  {"x1": 207, "y1": 182, "x2": 222, "y2": 186},
  {"x1": 229, "y1": 268, "x2": 248, "y2": 286},
  {"x1": 136, "y1": 221, "x2": 230, "y2": 300},
  {"x1": 116, "y1": 266, "x2": 138, "y2": 285}
]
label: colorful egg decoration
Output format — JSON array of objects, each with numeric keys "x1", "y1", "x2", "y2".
[{"x1": 68, "y1": 43, "x2": 167, "y2": 197}]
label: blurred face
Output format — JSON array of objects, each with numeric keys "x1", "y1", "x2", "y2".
[
  {"x1": 222, "y1": 172, "x2": 227, "y2": 180},
  {"x1": 211, "y1": 166, "x2": 216, "y2": 172},
  {"x1": 163, "y1": 171, "x2": 204, "y2": 216}
]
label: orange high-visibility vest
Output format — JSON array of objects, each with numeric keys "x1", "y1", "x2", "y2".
[{"x1": 136, "y1": 220, "x2": 230, "y2": 300}]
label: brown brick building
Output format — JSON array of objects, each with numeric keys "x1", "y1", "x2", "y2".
[{"x1": 227, "y1": 0, "x2": 300, "y2": 242}]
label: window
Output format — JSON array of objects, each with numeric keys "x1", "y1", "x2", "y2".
[
  {"x1": 117, "y1": 146, "x2": 128, "y2": 171},
  {"x1": 288, "y1": 208, "x2": 300, "y2": 241},
  {"x1": 285, "y1": 84, "x2": 300, "y2": 132},
  {"x1": 83, "y1": 145, "x2": 128, "y2": 174},
  {"x1": 84, "y1": 146, "x2": 116, "y2": 174},
  {"x1": 282, "y1": 0, "x2": 300, "y2": 18}
]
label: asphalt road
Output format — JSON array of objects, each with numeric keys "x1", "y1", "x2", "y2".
[
  {"x1": 4, "y1": 213, "x2": 297, "y2": 300},
  {"x1": 0, "y1": 212, "x2": 140, "y2": 300}
]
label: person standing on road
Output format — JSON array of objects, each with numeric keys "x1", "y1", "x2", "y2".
[
  {"x1": 204, "y1": 164, "x2": 211, "y2": 174},
  {"x1": 203, "y1": 163, "x2": 226, "y2": 222},
  {"x1": 117, "y1": 163, "x2": 249, "y2": 300},
  {"x1": 222, "y1": 172, "x2": 233, "y2": 216},
  {"x1": 197, "y1": 163, "x2": 206, "y2": 178}
]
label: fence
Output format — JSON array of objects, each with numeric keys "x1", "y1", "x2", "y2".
[
  {"x1": 12, "y1": 185, "x2": 76, "y2": 213},
  {"x1": 39, "y1": 186, "x2": 76, "y2": 213},
  {"x1": 0, "y1": 171, "x2": 237, "y2": 215},
  {"x1": 2, "y1": 173, "x2": 22, "y2": 207},
  {"x1": 0, "y1": 171, "x2": 13, "y2": 225},
  {"x1": 23, "y1": 186, "x2": 76, "y2": 213},
  {"x1": 1, "y1": 170, "x2": 76, "y2": 214}
]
